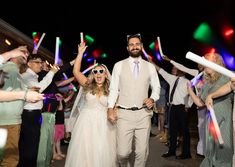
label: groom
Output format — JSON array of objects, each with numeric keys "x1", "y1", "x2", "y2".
[{"x1": 107, "y1": 33, "x2": 160, "y2": 167}]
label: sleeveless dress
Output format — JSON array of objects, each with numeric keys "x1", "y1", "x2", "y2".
[{"x1": 65, "y1": 92, "x2": 117, "y2": 167}]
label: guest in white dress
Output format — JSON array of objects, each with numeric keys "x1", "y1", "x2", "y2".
[{"x1": 64, "y1": 42, "x2": 117, "y2": 167}]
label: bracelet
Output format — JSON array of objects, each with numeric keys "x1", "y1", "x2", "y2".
[{"x1": 23, "y1": 89, "x2": 28, "y2": 101}]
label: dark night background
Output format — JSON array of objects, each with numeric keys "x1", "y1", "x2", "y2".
[{"x1": 1, "y1": 0, "x2": 235, "y2": 73}]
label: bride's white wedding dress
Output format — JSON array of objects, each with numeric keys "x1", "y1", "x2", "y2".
[{"x1": 65, "y1": 92, "x2": 117, "y2": 167}]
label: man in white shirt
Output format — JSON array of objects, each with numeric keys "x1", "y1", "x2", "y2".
[
  {"x1": 107, "y1": 34, "x2": 160, "y2": 167},
  {"x1": 18, "y1": 54, "x2": 58, "y2": 167},
  {"x1": 163, "y1": 55, "x2": 205, "y2": 157},
  {"x1": 152, "y1": 62, "x2": 192, "y2": 159}
]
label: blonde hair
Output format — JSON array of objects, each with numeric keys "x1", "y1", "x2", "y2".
[
  {"x1": 83, "y1": 64, "x2": 110, "y2": 96},
  {"x1": 203, "y1": 53, "x2": 225, "y2": 84}
]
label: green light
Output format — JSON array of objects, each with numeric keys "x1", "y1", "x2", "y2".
[
  {"x1": 32, "y1": 32, "x2": 37, "y2": 38},
  {"x1": 193, "y1": 22, "x2": 213, "y2": 43},
  {"x1": 73, "y1": 86, "x2": 77, "y2": 92},
  {"x1": 149, "y1": 42, "x2": 155, "y2": 50},
  {"x1": 85, "y1": 35, "x2": 94, "y2": 44},
  {"x1": 59, "y1": 39, "x2": 62, "y2": 46},
  {"x1": 101, "y1": 53, "x2": 107, "y2": 58}
]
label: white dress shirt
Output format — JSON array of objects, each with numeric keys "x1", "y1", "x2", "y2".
[
  {"x1": 159, "y1": 68, "x2": 191, "y2": 106},
  {"x1": 22, "y1": 68, "x2": 55, "y2": 110}
]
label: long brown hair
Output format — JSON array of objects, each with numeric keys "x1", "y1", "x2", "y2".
[
  {"x1": 83, "y1": 64, "x2": 110, "y2": 96},
  {"x1": 203, "y1": 53, "x2": 225, "y2": 84}
]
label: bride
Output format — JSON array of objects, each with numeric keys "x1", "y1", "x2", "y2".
[{"x1": 64, "y1": 42, "x2": 117, "y2": 167}]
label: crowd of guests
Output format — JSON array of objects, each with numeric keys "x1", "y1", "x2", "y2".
[
  {"x1": 0, "y1": 32, "x2": 235, "y2": 167},
  {"x1": 0, "y1": 46, "x2": 77, "y2": 167}
]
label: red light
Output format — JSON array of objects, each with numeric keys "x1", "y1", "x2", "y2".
[{"x1": 224, "y1": 29, "x2": 234, "y2": 37}]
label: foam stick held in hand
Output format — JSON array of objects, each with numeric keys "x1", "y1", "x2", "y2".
[
  {"x1": 0, "y1": 128, "x2": 7, "y2": 148},
  {"x1": 82, "y1": 63, "x2": 98, "y2": 74},
  {"x1": 186, "y1": 51, "x2": 235, "y2": 78},
  {"x1": 54, "y1": 37, "x2": 60, "y2": 65},
  {"x1": 157, "y1": 36, "x2": 165, "y2": 58},
  {"x1": 207, "y1": 106, "x2": 224, "y2": 145},
  {"x1": 80, "y1": 32, "x2": 84, "y2": 43},
  {"x1": 190, "y1": 71, "x2": 204, "y2": 87},
  {"x1": 35, "y1": 33, "x2": 46, "y2": 51},
  {"x1": 142, "y1": 48, "x2": 149, "y2": 61}
]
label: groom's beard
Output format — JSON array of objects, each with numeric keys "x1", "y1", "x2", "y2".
[{"x1": 128, "y1": 48, "x2": 142, "y2": 58}]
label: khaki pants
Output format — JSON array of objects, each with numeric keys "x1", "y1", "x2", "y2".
[
  {"x1": 0, "y1": 124, "x2": 21, "y2": 167},
  {"x1": 117, "y1": 109, "x2": 152, "y2": 167}
]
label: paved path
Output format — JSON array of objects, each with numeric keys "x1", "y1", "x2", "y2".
[{"x1": 52, "y1": 126, "x2": 203, "y2": 167}]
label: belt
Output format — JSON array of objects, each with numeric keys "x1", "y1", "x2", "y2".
[
  {"x1": 23, "y1": 109, "x2": 41, "y2": 112},
  {"x1": 116, "y1": 105, "x2": 147, "y2": 111}
]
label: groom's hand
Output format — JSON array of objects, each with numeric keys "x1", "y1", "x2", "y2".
[{"x1": 107, "y1": 108, "x2": 117, "y2": 124}]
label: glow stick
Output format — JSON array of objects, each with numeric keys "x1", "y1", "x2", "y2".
[
  {"x1": 190, "y1": 71, "x2": 204, "y2": 87},
  {"x1": 186, "y1": 52, "x2": 235, "y2": 78},
  {"x1": 35, "y1": 33, "x2": 46, "y2": 51},
  {"x1": 82, "y1": 63, "x2": 98, "y2": 74},
  {"x1": 54, "y1": 37, "x2": 60, "y2": 64},
  {"x1": 0, "y1": 128, "x2": 7, "y2": 148},
  {"x1": 80, "y1": 32, "x2": 84, "y2": 43},
  {"x1": 142, "y1": 48, "x2": 149, "y2": 61},
  {"x1": 62, "y1": 73, "x2": 77, "y2": 92},
  {"x1": 62, "y1": 73, "x2": 69, "y2": 80},
  {"x1": 207, "y1": 106, "x2": 224, "y2": 145},
  {"x1": 157, "y1": 36, "x2": 165, "y2": 58}
]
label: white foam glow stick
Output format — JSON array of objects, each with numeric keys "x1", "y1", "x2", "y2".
[
  {"x1": 0, "y1": 128, "x2": 7, "y2": 148},
  {"x1": 80, "y1": 32, "x2": 84, "y2": 43},
  {"x1": 142, "y1": 48, "x2": 149, "y2": 61},
  {"x1": 35, "y1": 33, "x2": 46, "y2": 51},
  {"x1": 190, "y1": 71, "x2": 204, "y2": 87},
  {"x1": 207, "y1": 106, "x2": 224, "y2": 145},
  {"x1": 82, "y1": 63, "x2": 98, "y2": 74},
  {"x1": 186, "y1": 51, "x2": 235, "y2": 78},
  {"x1": 54, "y1": 37, "x2": 60, "y2": 65},
  {"x1": 157, "y1": 36, "x2": 165, "y2": 58}
]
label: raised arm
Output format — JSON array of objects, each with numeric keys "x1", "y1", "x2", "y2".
[
  {"x1": 187, "y1": 82, "x2": 205, "y2": 107},
  {"x1": 170, "y1": 60, "x2": 199, "y2": 76},
  {"x1": 0, "y1": 46, "x2": 29, "y2": 64},
  {"x1": 0, "y1": 90, "x2": 44, "y2": 103},
  {"x1": 56, "y1": 77, "x2": 75, "y2": 87},
  {"x1": 73, "y1": 42, "x2": 88, "y2": 86}
]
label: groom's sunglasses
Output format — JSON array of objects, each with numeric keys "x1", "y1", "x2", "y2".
[{"x1": 92, "y1": 69, "x2": 105, "y2": 74}]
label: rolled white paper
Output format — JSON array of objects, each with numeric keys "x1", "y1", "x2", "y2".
[
  {"x1": 80, "y1": 32, "x2": 84, "y2": 43},
  {"x1": 54, "y1": 37, "x2": 60, "y2": 65},
  {"x1": 186, "y1": 51, "x2": 235, "y2": 78},
  {"x1": 207, "y1": 106, "x2": 224, "y2": 145},
  {"x1": 157, "y1": 36, "x2": 165, "y2": 57},
  {"x1": 0, "y1": 128, "x2": 7, "y2": 148},
  {"x1": 35, "y1": 33, "x2": 46, "y2": 51},
  {"x1": 82, "y1": 63, "x2": 98, "y2": 74}
]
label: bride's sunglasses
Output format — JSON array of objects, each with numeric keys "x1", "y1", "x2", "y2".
[{"x1": 92, "y1": 69, "x2": 105, "y2": 74}]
